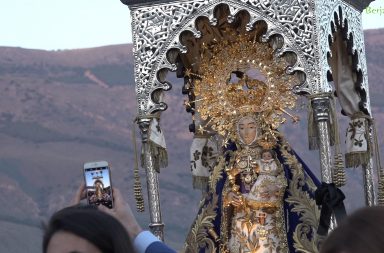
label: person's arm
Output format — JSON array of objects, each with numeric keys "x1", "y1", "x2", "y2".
[
  {"x1": 71, "y1": 184, "x2": 176, "y2": 253},
  {"x1": 97, "y1": 188, "x2": 176, "y2": 253},
  {"x1": 134, "y1": 231, "x2": 159, "y2": 253},
  {"x1": 134, "y1": 231, "x2": 176, "y2": 253},
  {"x1": 144, "y1": 241, "x2": 177, "y2": 253},
  {"x1": 93, "y1": 188, "x2": 142, "y2": 237}
]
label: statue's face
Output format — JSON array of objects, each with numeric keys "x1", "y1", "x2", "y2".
[
  {"x1": 238, "y1": 116, "x2": 257, "y2": 145},
  {"x1": 262, "y1": 151, "x2": 273, "y2": 160}
]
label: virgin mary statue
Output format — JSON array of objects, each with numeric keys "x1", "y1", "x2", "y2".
[{"x1": 184, "y1": 34, "x2": 320, "y2": 253}]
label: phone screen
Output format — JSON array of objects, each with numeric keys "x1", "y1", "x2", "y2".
[{"x1": 84, "y1": 166, "x2": 113, "y2": 208}]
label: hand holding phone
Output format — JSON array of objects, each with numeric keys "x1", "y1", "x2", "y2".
[
  {"x1": 98, "y1": 188, "x2": 143, "y2": 238},
  {"x1": 83, "y1": 161, "x2": 114, "y2": 208}
]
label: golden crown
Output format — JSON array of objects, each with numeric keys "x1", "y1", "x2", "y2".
[{"x1": 188, "y1": 33, "x2": 298, "y2": 147}]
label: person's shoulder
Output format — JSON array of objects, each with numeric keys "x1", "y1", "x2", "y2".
[{"x1": 145, "y1": 241, "x2": 177, "y2": 253}]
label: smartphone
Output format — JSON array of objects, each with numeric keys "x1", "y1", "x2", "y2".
[{"x1": 83, "y1": 161, "x2": 113, "y2": 208}]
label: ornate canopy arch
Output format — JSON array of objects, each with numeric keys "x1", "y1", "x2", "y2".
[
  {"x1": 318, "y1": 1, "x2": 376, "y2": 206},
  {"x1": 318, "y1": 1, "x2": 371, "y2": 115},
  {"x1": 130, "y1": 0, "x2": 321, "y2": 116}
]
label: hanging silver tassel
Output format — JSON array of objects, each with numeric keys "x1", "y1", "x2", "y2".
[
  {"x1": 132, "y1": 120, "x2": 145, "y2": 212},
  {"x1": 330, "y1": 95, "x2": 345, "y2": 187},
  {"x1": 332, "y1": 153, "x2": 346, "y2": 187},
  {"x1": 378, "y1": 171, "x2": 384, "y2": 206},
  {"x1": 372, "y1": 119, "x2": 384, "y2": 206},
  {"x1": 134, "y1": 172, "x2": 145, "y2": 212},
  {"x1": 307, "y1": 99, "x2": 319, "y2": 150}
]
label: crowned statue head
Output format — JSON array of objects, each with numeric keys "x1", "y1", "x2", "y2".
[{"x1": 192, "y1": 33, "x2": 299, "y2": 148}]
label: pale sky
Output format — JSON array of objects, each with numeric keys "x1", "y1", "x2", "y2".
[{"x1": 1, "y1": 0, "x2": 383, "y2": 51}]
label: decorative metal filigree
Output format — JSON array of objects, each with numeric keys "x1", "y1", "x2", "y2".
[
  {"x1": 130, "y1": 1, "x2": 206, "y2": 115},
  {"x1": 315, "y1": 0, "x2": 371, "y2": 113},
  {"x1": 138, "y1": 119, "x2": 164, "y2": 238},
  {"x1": 131, "y1": 0, "x2": 371, "y2": 116},
  {"x1": 132, "y1": 0, "x2": 369, "y2": 115},
  {"x1": 363, "y1": 159, "x2": 376, "y2": 206},
  {"x1": 129, "y1": 0, "x2": 370, "y2": 120},
  {"x1": 311, "y1": 96, "x2": 334, "y2": 183},
  {"x1": 130, "y1": 0, "x2": 318, "y2": 116}
]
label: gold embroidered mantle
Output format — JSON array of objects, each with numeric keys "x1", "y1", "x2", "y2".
[{"x1": 184, "y1": 139, "x2": 320, "y2": 253}]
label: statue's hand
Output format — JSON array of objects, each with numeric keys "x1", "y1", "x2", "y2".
[{"x1": 228, "y1": 192, "x2": 243, "y2": 207}]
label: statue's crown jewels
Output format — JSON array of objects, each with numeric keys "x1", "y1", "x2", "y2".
[{"x1": 192, "y1": 33, "x2": 298, "y2": 146}]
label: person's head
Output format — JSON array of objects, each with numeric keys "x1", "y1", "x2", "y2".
[
  {"x1": 237, "y1": 115, "x2": 258, "y2": 145},
  {"x1": 320, "y1": 206, "x2": 384, "y2": 253},
  {"x1": 261, "y1": 149, "x2": 275, "y2": 160},
  {"x1": 43, "y1": 205, "x2": 135, "y2": 253}
]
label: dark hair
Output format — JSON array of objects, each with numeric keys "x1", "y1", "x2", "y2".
[
  {"x1": 43, "y1": 205, "x2": 135, "y2": 253},
  {"x1": 320, "y1": 206, "x2": 384, "y2": 253},
  {"x1": 261, "y1": 149, "x2": 275, "y2": 158}
]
